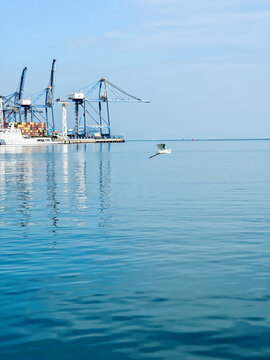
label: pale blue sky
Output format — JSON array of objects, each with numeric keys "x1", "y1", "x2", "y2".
[{"x1": 1, "y1": 0, "x2": 270, "y2": 139}]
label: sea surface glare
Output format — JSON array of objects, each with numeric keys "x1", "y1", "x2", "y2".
[{"x1": 1, "y1": 141, "x2": 270, "y2": 360}]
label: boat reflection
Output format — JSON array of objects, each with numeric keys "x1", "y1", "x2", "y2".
[
  {"x1": 0, "y1": 145, "x2": 52, "y2": 154},
  {"x1": 0, "y1": 154, "x2": 34, "y2": 232}
]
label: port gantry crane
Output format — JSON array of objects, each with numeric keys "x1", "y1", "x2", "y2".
[
  {"x1": 32, "y1": 59, "x2": 56, "y2": 134},
  {"x1": 2, "y1": 60, "x2": 56, "y2": 134},
  {"x1": 66, "y1": 78, "x2": 149, "y2": 138}
]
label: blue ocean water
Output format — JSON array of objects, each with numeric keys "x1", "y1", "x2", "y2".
[{"x1": 1, "y1": 140, "x2": 270, "y2": 360}]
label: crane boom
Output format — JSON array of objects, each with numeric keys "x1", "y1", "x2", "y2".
[
  {"x1": 45, "y1": 59, "x2": 56, "y2": 106},
  {"x1": 15, "y1": 67, "x2": 27, "y2": 103}
]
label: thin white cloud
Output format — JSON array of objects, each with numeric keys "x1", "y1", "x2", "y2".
[
  {"x1": 196, "y1": 54, "x2": 256, "y2": 62},
  {"x1": 135, "y1": 0, "x2": 179, "y2": 4},
  {"x1": 66, "y1": 1, "x2": 270, "y2": 58},
  {"x1": 101, "y1": 7, "x2": 270, "y2": 51},
  {"x1": 144, "y1": 10, "x2": 270, "y2": 28},
  {"x1": 136, "y1": 0, "x2": 270, "y2": 7}
]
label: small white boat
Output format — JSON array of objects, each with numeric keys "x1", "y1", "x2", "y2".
[{"x1": 0, "y1": 124, "x2": 54, "y2": 146}]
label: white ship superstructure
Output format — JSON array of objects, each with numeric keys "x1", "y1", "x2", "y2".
[{"x1": 0, "y1": 124, "x2": 53, "y2": 146}]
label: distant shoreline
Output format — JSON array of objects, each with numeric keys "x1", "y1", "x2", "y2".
[{"x1": 127, "y1": 138, "x2": 270, "y2": 142}]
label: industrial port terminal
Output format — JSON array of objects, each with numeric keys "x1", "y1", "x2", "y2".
[{"x1": 0, "y1": 59, "x2": 149, "y2": 144}]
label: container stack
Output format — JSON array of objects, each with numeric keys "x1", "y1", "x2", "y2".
[{"x1": 16, "y1": 122, "x2": 46, "y2": 137}]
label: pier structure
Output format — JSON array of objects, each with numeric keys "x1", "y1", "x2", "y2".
[{"x1": 57, "y1": 137, "x2": 125, "y2": 144}]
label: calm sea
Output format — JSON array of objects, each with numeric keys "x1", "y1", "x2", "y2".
[{"x1": 1, "y1": 140, "x2": 270, "y2": 360}]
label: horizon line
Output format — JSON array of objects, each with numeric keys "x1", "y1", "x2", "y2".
[{"x1": 126, "y1": 138, "x2": 270, "y2": 142}]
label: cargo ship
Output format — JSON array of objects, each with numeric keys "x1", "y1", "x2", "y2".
[{"x1": 0, "y1": 123, "x2": 53, "y2": 146}]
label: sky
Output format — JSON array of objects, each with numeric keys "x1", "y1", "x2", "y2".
[{"x1": 1, "y1": 0, "x2": 270, "y2": 139}]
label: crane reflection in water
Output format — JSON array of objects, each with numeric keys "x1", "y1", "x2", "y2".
[
  {"x1": 46, "y1": 147, "x2": 59, "y2": 233},
  {"x1": 72, "y1": 142, "x2": 112, "y2": 228},
  {"x1": 74, "y1": 144, "x2": 88, "y2": 210},
  {"x1": 98, "y1": 143, "x2": 112, "y2": 228}
]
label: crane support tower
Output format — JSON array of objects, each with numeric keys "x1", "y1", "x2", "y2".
[
  {"x1": 68, "y1": 92, "x2": 85, "y2": 138},
  {"x1": 56, "y1": 99, "x2": 70, "y2": 138}
]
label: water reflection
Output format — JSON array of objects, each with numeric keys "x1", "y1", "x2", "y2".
[
  {"x1": 0, "y1": 156, "x2": 34, "y2": 232},
  {"x1": 74, "y1": 145, "x2": 88, "y2": 210},
  {"x1": 46, "y1": 150, "x2": 59, "y2": 232},
  {"x1": 62, "y1": 144, "x2": 69, "y2": 196},
  {"x1": 0, "y1": 145, "x2": 51, "y2": 154},
  {"x1": 98, "y1": 143, "x2": 112, "y2": 228},
  {"x1": 16, "y1": 160, "x2": 33, "y2": 229},
  {"x1": 0, "y1": 146, "x2": 61, "y2": 234},
  {"x1": 0, "y1": 160, "x2": 7, "y2": 212},
  {"x1": 0, "y1": 143, "x2": 113, "y2": 232}
]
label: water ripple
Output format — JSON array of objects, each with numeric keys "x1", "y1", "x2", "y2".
[{"x1": 1, "y1": 141, "x2": 270, "y2": 359}]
